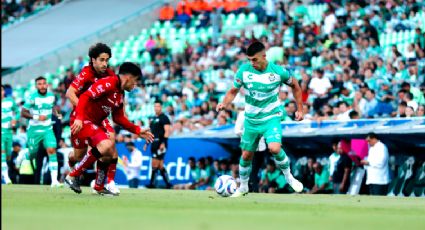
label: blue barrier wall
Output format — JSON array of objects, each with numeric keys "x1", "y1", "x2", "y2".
[{"x1": 115, "y1": 138, "x2": 231, "y2": 186}]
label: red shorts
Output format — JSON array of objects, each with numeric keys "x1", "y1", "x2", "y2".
[
  {"x1": 71, "y1": 120, "x2": 109, "y2": 149},
  {"x1": 69, "y1": 110, "x2": 115, "y2": 148}
]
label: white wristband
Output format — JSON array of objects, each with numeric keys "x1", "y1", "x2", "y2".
[{"x1": 33, "y1": 115, "x2": 40, "y2": 120}]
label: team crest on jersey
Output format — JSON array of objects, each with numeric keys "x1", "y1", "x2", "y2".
[{"x1": 269, "y1": 73, "x2": 276, "y2": 82}]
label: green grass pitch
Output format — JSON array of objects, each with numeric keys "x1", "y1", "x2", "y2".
[{"x1": 2, "y1": 185, "x2": 425, "y2": 230}]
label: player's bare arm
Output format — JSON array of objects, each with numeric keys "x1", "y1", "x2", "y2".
[
  {"x1": 66, "y1": 85, "x2": 79, "y2": 107},
  {"x1": 216, "y1": 87, "x2": 240, "y2": 112},
  {"x1": 288, "y1": 77, "x2": 304, "y2": 121},
  {"x1": 160, "y1": 124, "x2": 171, "y2": 150},
  {"x1": 21, "y1": 108, "x2": 47, "y2": 121}
]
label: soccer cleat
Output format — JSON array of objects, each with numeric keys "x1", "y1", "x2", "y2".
[
  {"x1": 94, "y1": 188, "x2": 119, "y2": 197},
  {"x1": 286, "y1": 175, "x2": 304, "y2": 193},
  {"x1": 230, "y1": 187, "x2": 249, "y2": 198},
  {"x1": 64, "y1": 175, "x2": 82, "y2": 194},
  {"x1": 51, "y1": 181, "x2": 64, "y2": 188},
  {"x1": 106, "y1": 181, "x2": 120, "y2": 194}
]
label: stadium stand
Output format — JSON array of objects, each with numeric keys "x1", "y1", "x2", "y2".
[
  {"x1": 2, "y1": 0, "x2": 425, "y2": 196},
  {"x1": 1, "y1": 0, "x2": 64, "y2": 29}
]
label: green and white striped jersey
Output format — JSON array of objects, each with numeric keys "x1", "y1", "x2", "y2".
[
  {"x1": 234, "y1": 63, "x2": 292, "y2": 124},
  {"x1": 23, "y1": 91, "x2": 55, "y2": 132},
  {"x1": 1, "y1": 97, "x2": 19, "y2": 134}
]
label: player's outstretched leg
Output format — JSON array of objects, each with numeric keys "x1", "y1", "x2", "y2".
[
  {"x1": 65, "y1": 147, "x2": 102, "y2": 194},
  {"x1": 273, "y1": 149, "x2": 303, "y2": 193},
  {"x1": 231, "y1": 157, "x2": 252, "y2": 198}
]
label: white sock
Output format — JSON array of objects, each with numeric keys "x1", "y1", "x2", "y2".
[
  {"x1": 50, "y1": 162, "x2": 59, "y2": 183},
  {"x1": 2, "y1": 162, "x2": 11, "y2": 182}
]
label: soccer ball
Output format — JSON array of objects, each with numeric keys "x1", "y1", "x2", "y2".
[{"x1": 214, "y1": 175, "x2": 237, "y2": 197}]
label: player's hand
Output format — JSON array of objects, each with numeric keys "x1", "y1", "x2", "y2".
[
  {"x1": 11, "y1": 120, "x2": 17, "y2": 127},
  {"x1": 295, "y1": 110, "x2": 304, "y2": 121},
  {"x1": 39, "y1": 115, "x2": 47, "y2": 121},
  {"x1": 71, "y1": 119, "x2": 83, "y2": 135},
  {"x1": 139, "y1": 128, "x2": 154, "y2": 143},
  {"x1": 159, "y1": 143, "x2": 165, "y2": 151},
  {"x1": 216, "y1": 103, "x2": 226, "y2": 112}
]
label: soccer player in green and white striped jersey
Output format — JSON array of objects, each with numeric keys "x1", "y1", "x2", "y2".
[
  {"x1": 21, "y1": 76, "x2": 62, "y2": 187},
  {"x1": 1, "y1": 85, "x2": 20, "y2": 184},
  {"x1": 216, "y1": 41, "x2": 304, "y2": 197}
]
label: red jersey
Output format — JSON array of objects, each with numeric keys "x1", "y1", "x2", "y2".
[
  {"x1": 75, "y1": 76, "x2": 141, "y2": 135},
  {"x1": 70, "y1": 65, "x2": 116, "y2": 97}
]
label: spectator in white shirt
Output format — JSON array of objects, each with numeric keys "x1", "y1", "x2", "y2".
[
  {"x1": 360, "y1": 132, "x2": 390, "y2": 196},
  {"x1": 309, "y1": 69, "x2": 332, "y2": 111},
  {"x1": 323, "y1": 9, "x2": 337, "y2": 35},
  {"x1": 123, "y1": 142, "x2": 143, "y2": 188}
]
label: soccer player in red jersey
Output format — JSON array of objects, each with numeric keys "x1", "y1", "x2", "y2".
[
  {"x1": 65, "y1": 62, "x2": 154, "y2": 196},
  {"x1": 66, "y1": 43, "x2": 122, "y2": 194}
]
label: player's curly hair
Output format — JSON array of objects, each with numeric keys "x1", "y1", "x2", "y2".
[{"x1": 88, "y1": 43, "x2": 112, "y2": 62}]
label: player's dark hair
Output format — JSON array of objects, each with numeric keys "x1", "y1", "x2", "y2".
[
  {"x1": 119, "y1": 62, "x2": 142, "y2": 78},
  {"x1": 1, "y1": 85, "x2": 4, "y2": 90},
  {"x1": 126, "y1": 142, "x2": 135, "y2": 147},
  {"x1": 35, "y1": 76, "x2": 46, "y2": 83},
  {"x1": 367, "y1": 132, "x2": 379, "y2": 140},
  {"x1": 154, "y1": 100, "x2": 163, "y2": 105},
  {"x1": 246, "y1": 41, "x2": 265, "y2": 56},
  {"x1": 88, "y1": 43, "x2": 112, "y2": 61}
]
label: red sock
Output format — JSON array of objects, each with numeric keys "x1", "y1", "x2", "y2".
[
  {"x1": 107, "y1": 162, "x2": 117, "y2": 184},
  {"x1": 69, "y1": 150, "x2": 97, "y2": 177},
  {"x1": 94, "y1": 161, "x2": 109, "y2": 191}
]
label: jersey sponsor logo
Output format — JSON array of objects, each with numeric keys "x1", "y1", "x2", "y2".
[
  {"x1": 96, "y1": 85, "x2": 105, "y2": 94},
  {"x1": 247, "y1": 83, "x2": 253, "y2": 89},
  {"x1": 247, "y1": 74, "x2": 253, "y2": 80},
  {"x1": 89, "y1": 88, "x2": 96, "y2": 97},
  {"x1": 101, "y1": 105, "x2": 112, "y2": 114},
  {"x1": 106, "y1": 83, "x2": 111, "y2": 88},
  {"x1": 92, "y1": 124, "x2": 99, "y2": 130}
]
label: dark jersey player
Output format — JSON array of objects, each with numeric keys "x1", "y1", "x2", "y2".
[
  {"x1": 66, "y1": 43, "x2": 121, "y2": 194},
  {"x1": 65, "y1": 62, "x2": 154, "y2": 196},
  {"x1": 145, "y1": 101, "x2": 172, "y2": 189}
]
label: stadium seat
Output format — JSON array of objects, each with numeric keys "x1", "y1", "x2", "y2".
[{"x1": 266, "y1": 46, "x2": 284, "y2": 63}]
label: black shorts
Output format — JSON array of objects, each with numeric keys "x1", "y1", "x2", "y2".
[{"x1": 151, "y1": 140, "x2": 167, "y2": 160}]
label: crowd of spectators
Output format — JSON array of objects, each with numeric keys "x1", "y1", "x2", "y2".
[
  {"x1": 2, "y1": 1, "x2": 425, "y2": 188},
  {"x1": 2, "y1": 0, "x2": 62, "y2": 26},
  {"x1": 4, "y1": 0, "x2": 425, "y2": 147}
]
